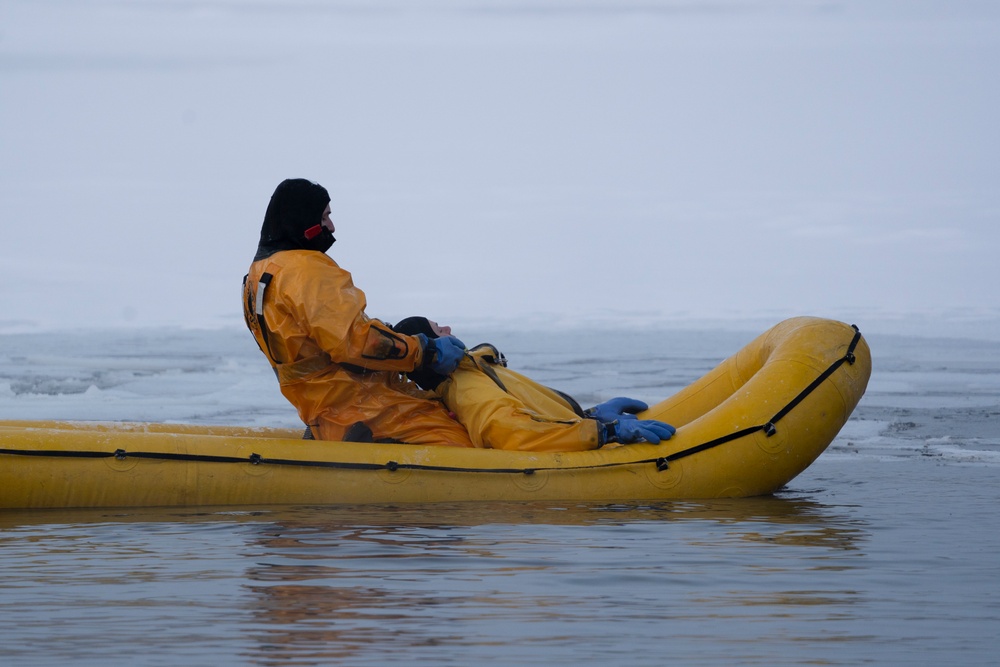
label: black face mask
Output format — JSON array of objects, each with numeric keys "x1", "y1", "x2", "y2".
[{"x1": 254, "y1": 179, "x2": 334, "y2": 261}]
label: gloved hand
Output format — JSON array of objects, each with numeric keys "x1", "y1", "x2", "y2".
[
  {"x1": 420, "y1": 334, "x2": 467, "y2": 376},
  {"x1": 587, "y1": 397, "x2": 648, "y2": 423},
  {"x1": 605, "y1": 419, "x2": 676, "y2": 445}
]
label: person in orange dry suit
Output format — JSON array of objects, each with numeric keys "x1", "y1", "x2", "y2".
[
  {"x1": 243, "y1": 178, "x2": 674, "y2": 451},
  {"x1": 391, "y1": 317, "x2": 676, "y2": 452},
  {"x1": 243, "y1": 179, "x2": 473, "y2": 446}
]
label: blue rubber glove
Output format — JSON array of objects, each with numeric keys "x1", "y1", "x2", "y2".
[
  {"x1": 421, "y1": 334, "x2": 466, "y2": 376},
  {"x1": 587, "y1": 397, "x2": 648, "y2": 423},
  {"x1": 606, "y1": 419, "x2": 676, "y2": 445}
]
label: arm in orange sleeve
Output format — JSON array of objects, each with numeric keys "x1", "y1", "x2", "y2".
[{"x1": 276, "y1": 253, "x2": 426, "y2": 373}]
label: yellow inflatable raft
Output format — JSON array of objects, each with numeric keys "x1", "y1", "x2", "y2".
[{"x1": 0, "y1": 317, "x2": 870, "y2": 509}]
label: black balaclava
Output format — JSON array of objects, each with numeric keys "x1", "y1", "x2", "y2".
[
  {"x1": 393, "y1": 316, "x2": 447, "y2": 391},
  {"x1": 254, "y1": 179, "x2": 334, "y2": 261}
]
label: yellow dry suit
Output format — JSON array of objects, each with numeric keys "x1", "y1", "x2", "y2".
[
  {"x1": 435, "y1": 345, "x2": 603, "y2": 452},
  {"x1": 243, "y1": 250, "x2": 473, "y2": 446}
]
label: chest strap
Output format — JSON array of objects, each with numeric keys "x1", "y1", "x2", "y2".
[
  {"x1": 243, "y1": 270, "x2": 283, "y2": 369},
  {"x1": 254, "y1": 272, "x2": 280, "y2": 364}
]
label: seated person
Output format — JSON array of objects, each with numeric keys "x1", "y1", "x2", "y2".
[
  {"x1": 243, "y1": 179, "x2": 473, "y2": 446},
  {"x1": 392, "y1": 317, "x2": 675, "y2": 452}
]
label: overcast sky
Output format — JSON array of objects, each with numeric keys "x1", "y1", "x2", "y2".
[{"x1": 2, "y1": 0, "x2": 997, "y2": 333}]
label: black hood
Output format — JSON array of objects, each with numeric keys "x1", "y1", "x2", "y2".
[{"x1": 254, "y1": 179, "x2": 334, "y2": 261}]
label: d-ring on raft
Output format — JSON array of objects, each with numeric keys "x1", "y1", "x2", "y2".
[{"x1": 0, "y1": 317, "x2": 871, "y2": 509}]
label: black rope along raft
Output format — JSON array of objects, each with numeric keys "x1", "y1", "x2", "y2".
[{"x1": 1, "y1": 326, "x2": 863, "y2": 477}]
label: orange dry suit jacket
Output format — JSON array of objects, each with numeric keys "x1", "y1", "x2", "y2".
[{"x1": 243, "y1": 250, "x2": 473, "y2": 446}]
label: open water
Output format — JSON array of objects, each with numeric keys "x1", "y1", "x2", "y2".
[
  {"x1": 3, "y1": 0, "x2": 998, "y2": 663},
  {"x1": 2, "y1": 322, "x2": 999, "y2": 666}
]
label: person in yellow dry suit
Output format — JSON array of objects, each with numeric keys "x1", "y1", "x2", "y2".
[
  {"x1": 243, "y1": 178, "x2": 474, "y2": 446},
  {"x1": 392, "y1": 317, "x2": 676, "y2": 452}
]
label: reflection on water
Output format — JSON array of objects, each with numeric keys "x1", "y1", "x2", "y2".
[
  {"x1": 2, "y1": 496, "x2": 874, "y2": 666},
  {"x1": 238, "y1": 499, "x2": 869, "y2": 665}
]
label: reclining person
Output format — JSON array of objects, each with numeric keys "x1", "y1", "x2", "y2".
[{"x1": 392, "y1": 317, "x2": 675, "y2": 452}]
